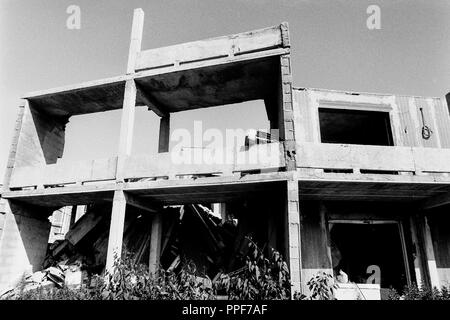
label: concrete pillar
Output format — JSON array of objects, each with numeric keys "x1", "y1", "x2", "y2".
[
  {"x1": 126, "y1": 8, "x2": 144, "y2": 74},
  {"x1": 149, "y1": 213, "x2": 163, "y2": 273},
  {"x1": 158, "y1": 115, "x2": 170, "y2": 153},
  {"x1": 0, "y1": 200, "x2": 51, "y2": 291},
  {"x1": 285, "y1": 179, "x2": 302, "y2": 296},
  {"x1": 423, "y1": 216, "x2": 440, "y2": 288},
  {"x1": 105, "y1": 190, "x2": 127, "y2": 274},
  {"x1": 116, "y1": 80, "x2": 137, "y2": 181},
  {"x1": 409, "y1": 215, "x2": 428, "y2": 287}
]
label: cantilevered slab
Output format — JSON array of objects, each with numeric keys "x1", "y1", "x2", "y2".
[
  {"x1": 2, "y1": 172, "x2": 289, "y2": 206},
  {"x1": 134, "y1": 56, "x2": 280, "y2": 113},
  {"x1": 23, "y1": 22, "x2": 288, "y2": 118},
  {"x1": 296, "y1": 170, "x2": 450, "y2": 202},
  {"x1": 24, "y1": 75, "x2": 131, "y2": 117}
]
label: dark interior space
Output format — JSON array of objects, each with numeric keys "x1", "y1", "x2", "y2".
[
  {"x1": 319, "y1": 108, "x2": 394, "y2": 146},
  {"x1": 329, "y1": 222, "x2": 407, "y2": 293}
]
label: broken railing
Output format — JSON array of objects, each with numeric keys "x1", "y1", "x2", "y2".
[{"x1": 296, "y1": 142, "x2": 450, "y2": 176}]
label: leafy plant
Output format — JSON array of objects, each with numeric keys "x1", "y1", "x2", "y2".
[
  {"x1": 6, "y1": 249, "x2": 215, "y2": 300},
  {"x1": 213, "y1": 237, "x2": 291, "y2": 300},
  {"x1": 304, "y1": 272, "x2": 338, "y2": 300},
  {"x1": 387, "y1": 283, "x2": 450, "y2": 300}
]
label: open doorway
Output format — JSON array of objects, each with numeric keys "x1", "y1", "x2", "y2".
[
  {"x1": 319, "y1": 108, "x2": 394, "y2": 146},
  {"x1": 329, "y1": 220, "x2": 410, "y2": 296}
]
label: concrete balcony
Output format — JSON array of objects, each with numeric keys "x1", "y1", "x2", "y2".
[
  {"x1": 5, "y1": 142, "x2": 284, "y2": 192},
  {"x1": 295, "y1": 142, "x2": 450, "y2": 203}
]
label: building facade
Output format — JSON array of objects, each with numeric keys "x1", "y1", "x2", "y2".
[{"x1": 1, "y1": 9, "x2": 449, "y2": 298}]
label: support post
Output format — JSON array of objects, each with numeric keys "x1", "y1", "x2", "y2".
[
  {"x1": 285, "y1": 178, "x2": 301, "y2": 296},
  {"x1": 409, "y1": 215, "x2": 428, "y2": 286},
  {"x1": 126, "y1": 8, "x2": 144, "y2": 74},
  {"x1": 158, "y1": 115, "x2": 170, "y2": 153},
  {"x1": 149, "y1": 213, "x2": 163, "y2": 273},
  {"x1": 105, "y1": 190, "x2": 127, "y2": 274},
  {"x1": 116, "y1": 80, "x2": 137, "y2": 181},
  {"x1": 279, "y1": 54, "x2": 296, "y2": 171},
  {"x1": 423, "y1": 215, "x2": 440, "y2": 288}
]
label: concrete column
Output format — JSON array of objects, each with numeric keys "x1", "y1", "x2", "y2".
[
  {"x1": 409, "y1": 215, "x2": 428, "y2": 286},
  {"x1": 126, "y1": 8, "x2": 144, "y2": 74},
  {"x1": 105, "y1": 190, "x2": 127, "y2": 274},
  {"x1": 280, "y1": 54, "x2": 297, "y2": 171},
  {"x1": 149, "y1": 213, "x2": 163, "y2": 273},
  {"x1": 116, "y1": 80, "x2": 137, "y2": 181},
  {"x1": 0, "y1": 200, "x2": 51, "y2": 291},
  {"x1": 158, "y1": 115, "x2": 170, "y2": 153},
  {"x1": 285, "y1": 179, "x2": 302, "y2": 296},
  {"x1": 423, "y1": 216, "x2": 440, "y2": 288}
]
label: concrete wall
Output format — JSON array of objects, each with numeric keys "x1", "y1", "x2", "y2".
[
  {"x1": 13, "y1": 102, "x2": 66, "y2": 169},
  {"x1": 0, "y1": 200, "x2": 51, "y2": 291},
  {"x1": 293, "y1": 88, "x2": 450, "y2": 148}
]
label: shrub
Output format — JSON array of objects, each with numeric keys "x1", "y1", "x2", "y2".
[
  {"x1": 213, "y1": 237, "x2": 291, "y2": 300},
  {"x1": 387, "y1": 283, "x2": 450, "y2": 300}
]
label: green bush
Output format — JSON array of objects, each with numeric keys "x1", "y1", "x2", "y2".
[
  {"x1": 387, "y1": 283, "x2": 450, "y2": 300},
  {"x1": 213, "y1": 238, "x2": 291, "y2": 300}
]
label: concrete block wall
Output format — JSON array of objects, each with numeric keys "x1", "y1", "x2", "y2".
[{"x1": 0, "y1": 201, "x2": 51, "y2": 291}]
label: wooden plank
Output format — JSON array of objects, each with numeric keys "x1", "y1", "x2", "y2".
[
  {"x1": 65, "y1": 210, "x2": 104, "y2": 245},
  {"x1": 125, "y1": 193, "x2": 159, "y2": 213},
  {"x1": 136, "y1": 24, "x2": 283, "y2": 71},
  {"x1": 127, "y1": 8, "x2": 145, "y2": 74}
]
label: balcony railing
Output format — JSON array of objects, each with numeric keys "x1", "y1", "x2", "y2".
[
  {"x1": 296, "y1": 142, "x2": 450, "y2": 175},
  {"x1": 9, "y1": 157, "x2": 118, "y2": 189},
  {"x1": 7, "y1": 143, "x2": 285, "y2": 189}
]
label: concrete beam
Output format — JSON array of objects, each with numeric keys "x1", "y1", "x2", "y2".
[
  {"x1": 124, "y1": 193, "x2": 159, "y2": 213},
  {"x1": 421, "y1": 191, "x2": 450, "y2": 210},
  {"x1": 136, "y1": 85, "x2": 168, "y2": 118}
]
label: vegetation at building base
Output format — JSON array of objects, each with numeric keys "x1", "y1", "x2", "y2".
[
  {"x1": 387, "y1": 283, "x2": 450, "y2": 300},
  {"x1": 4, "y1": 240, "x2": 336, "y2": 301},
  {"x1": 214, "y1": 239, "x2": 291, "y2": 300}
]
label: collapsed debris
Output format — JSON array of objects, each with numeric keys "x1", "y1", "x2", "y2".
[{"x1": 1, "y1": 196, "x2": 275, "y2": 299}]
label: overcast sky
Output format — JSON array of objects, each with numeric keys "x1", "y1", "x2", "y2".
[{"x1": 0, "y1": 0, "x2": 449, "y2": 181}]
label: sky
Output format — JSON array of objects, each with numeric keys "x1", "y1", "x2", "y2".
[{"x1": 0, "y1": 0, "x2": 449, "y2": 181}]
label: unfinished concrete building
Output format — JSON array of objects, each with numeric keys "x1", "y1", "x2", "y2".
[{"x1": 1, "y1": 9, "x2": 450, "y2": 299}]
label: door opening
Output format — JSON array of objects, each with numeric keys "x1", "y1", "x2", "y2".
[{"x1": 329, "y1": 220, "x2": 410, "y2": 297}]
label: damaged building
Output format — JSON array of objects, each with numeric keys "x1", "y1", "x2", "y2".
[{"x1": 1, "y1": 8, "x2": 450, "y2": 300}]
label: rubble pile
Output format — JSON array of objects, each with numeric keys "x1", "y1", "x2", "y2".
[{"x1": 2, "y1": 200, "x2": 269, "y2": 297}]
